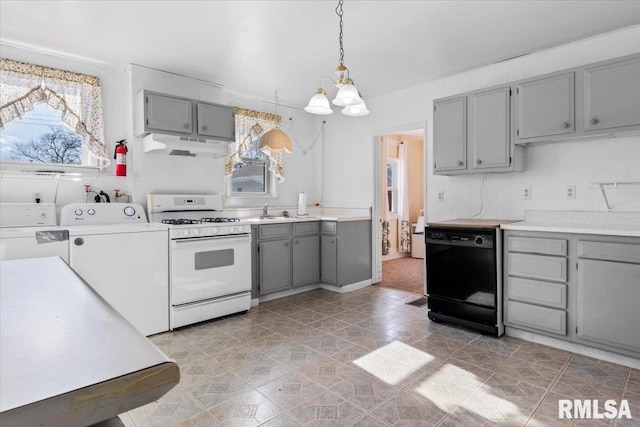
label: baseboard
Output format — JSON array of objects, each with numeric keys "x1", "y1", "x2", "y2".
[
  {"x1": 250, "y1": 298, "x2": 260, "y2": 307},
  {"x1": 505, "y1": 327, "x2": 640, "y2": 370},
  {"x1": 320, "y1": 279, "x2": 372, "y2": 293},
  {"x1": 257, "y1": 284, "x2": 320, "y2": 303}
]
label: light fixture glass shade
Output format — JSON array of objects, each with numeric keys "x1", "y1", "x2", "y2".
[
  {"x1": 304, "y1": 89, "x2": 333, "y2": 115},
  {"x1": 341, "y1": 98, "x2": 370, "y2": 116},
  {"x1": 258, "y1": 129, "x2": 293, "y2": 154},
  {"x1": 332, "y1": 79, "x2": 360, "y2": 106}
]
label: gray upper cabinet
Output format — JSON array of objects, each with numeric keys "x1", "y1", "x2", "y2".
[
  {"x1": 146, "y1": 93, "x2": 193, "y2": 135},
  {"x1": 433, "y1": 96, "x2": 466, "y2": 173},
  {"x1": 583, "y1": 56, "x2": 640, "y2": 132},
  {"x1": 196, "y1": 102, "x2": 235, "y2": 141},
  {"x1": 135, "y1": 90, "x2": 235, "y2": 140},
  {"x1": 516, "y1": 72, "x2": 575, "y2": 140},
  {"x1": 434, "y1": 86, "x2": 524, "y2": 175},
  {"x1": 470, "y1": 86, "x2": 512, "y2": 170}
]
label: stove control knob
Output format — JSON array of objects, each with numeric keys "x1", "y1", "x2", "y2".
[
  {"x1": 211, "y1": 227, "x2": 218, "y2": 235},
  {"x1": 475, "y1": 235, "x2": 484, "y2": 245},
  {"x1": 181, "y1": 229, "x2": 190, "y2": 238},
  {"x1": 192, "y1": 228, "x2": 200, "y2": 236},
  {"x1": 123, "y1": 206, "x2": 136, "y2": 217},
  {"x1": 87, "y1": 208, "x2": 96, "y2": 215},
  {"x1": 74, "y1": 208, "x2": 83, "y2": 216}
]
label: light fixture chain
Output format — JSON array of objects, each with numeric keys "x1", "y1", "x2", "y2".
[{"x1": 336, "y1": 0, "x2": 344, "y2": 65}]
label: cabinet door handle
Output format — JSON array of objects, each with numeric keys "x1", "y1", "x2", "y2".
[
  {"x1": 284, "y1": 241, "x2": 289, "y2": 247},
  {"x1": 561, "y1": 122, "x2": 570, "y2": 129},
  {"x1": 295, "y1": 240, "x2": 299, "y2": 244},
  {"x1": 183, "y1": 123, "x2": 190, "y2": 129},
  {"x1": 476, "y1": 159, "x2": 482, "y2": 165},
  {"x1": 590, "y1": 118, "x2": 598, "y2": 125},
  {"x1": 202, "y1": 125, "x2": 208, "y2": 131},
  {"x1": 330, "y1": 239, "x2": 335, "y2": 244},
  {"x1": 457, "y1": 161, "x2": 463, "y2": 166}
]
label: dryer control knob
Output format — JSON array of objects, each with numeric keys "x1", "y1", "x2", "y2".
[
  {"x1": 475, "y1": 236, "x2": 484, "y2": 245},
  {"x1": 87, "y1": 208, "x2": 96, "y2": 215},
  {"x1": 74, "y1": 208, "x2": 83, "y2": 216}
]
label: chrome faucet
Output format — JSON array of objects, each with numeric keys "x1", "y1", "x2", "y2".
[{"x1": 262, "y1": 203, "x2": 268, "y2": 217}]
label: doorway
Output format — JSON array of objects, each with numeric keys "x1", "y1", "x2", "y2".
[{"x1": 372, "y1": 123, "x2": 427, "y2": 296}]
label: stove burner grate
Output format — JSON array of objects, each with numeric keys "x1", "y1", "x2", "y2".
[
  {"x1": 162, "y1": 219, "x2": 202, "y2": 225},
  {"x1": 201, "y1": 217, "x2": 240, "y2": 223}
]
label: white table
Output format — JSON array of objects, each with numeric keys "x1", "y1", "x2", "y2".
[{"x1": 0, "y1": 257, "x2": 179, "y2": 427}]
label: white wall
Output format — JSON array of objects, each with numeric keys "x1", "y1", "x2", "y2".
[
  {"x1": 322, "y1": 25, "x2": 640, "y2": 219},
  {"x1": 0, "y1": 46, "x2": 324, "y2": 213}
]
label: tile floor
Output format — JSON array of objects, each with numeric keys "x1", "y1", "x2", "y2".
[{"x1": 122, "y1": 286, "x2": 639, "y2": 426}]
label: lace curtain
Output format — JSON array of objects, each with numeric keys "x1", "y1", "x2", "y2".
[
  {"x1": 225, "y1": 107, "x2": 285, "y2": 183},
  {"x1": 0, "y1": 58, "x2": 109, "y2": 168}
]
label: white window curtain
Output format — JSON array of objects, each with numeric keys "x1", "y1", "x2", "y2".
[
  {"x1": 380, "y1": 137, "x2": 390, "y2": 255},
  {"x1": 225, "y1": 108, "x2": 286, "y2": 183},
  {"x1": 0, "y1": 58, "x2": 109, "y2": 168},
  {"x1": 398, "y1": 141, "x2": 411, "y2": 253}
]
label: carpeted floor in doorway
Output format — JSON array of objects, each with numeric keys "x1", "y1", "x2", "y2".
[{"x1": 379, "y1": 257, "x2": 424, "y2": 295}]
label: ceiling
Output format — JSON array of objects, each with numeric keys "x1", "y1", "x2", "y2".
[{"x1": 1, "y1": 1, "x2": 639, "y2": 108}]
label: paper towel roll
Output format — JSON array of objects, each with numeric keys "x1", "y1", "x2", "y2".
[{"x1": 297, "y1": 192, "x2": 307, "y2": 216}]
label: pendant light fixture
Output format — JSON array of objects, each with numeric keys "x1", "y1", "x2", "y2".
[
  {"x1": 304, "y1": 0, "x2": 369, "y2": 117},
  {"x1": 259, "y1": 91, "x2": 293, "y2": 154}
]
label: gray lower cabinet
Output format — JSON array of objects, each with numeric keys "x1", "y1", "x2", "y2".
[
  {"x1": 292, "y1": 222, "x2": 320, "y2": 287},
  {"x1": 255, "y1": 222, "x2": 320, "y2": 296},
  {"x1": 576, "y1": 237, "x2": 640, "y2": 354},
  {"x1": 321, "y1": 220, "x2": 372, "y2": 286},
  {"x1": 505, "y1": 233, "x2": 570, "y2": 336},
  {"x1": 505, "y1": 230, "x2": 640, "y2": 358},
  {"x1": 259, "y1": 239, "x2": 291, "y2": 294},
  {"x1": 320, "y1": 235, "x2": 337, "y2": 284}
]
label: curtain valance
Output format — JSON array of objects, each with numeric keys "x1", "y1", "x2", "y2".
[{"x1": 0, "y1": 58, "x2": 109, "y2": 168}]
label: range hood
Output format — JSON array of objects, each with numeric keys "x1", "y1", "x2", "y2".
[{"x1": 142, "y1": 134, "x2": 229, "y2": 158}]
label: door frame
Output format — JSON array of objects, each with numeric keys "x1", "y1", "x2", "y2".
[{"x1": 372, "y1": 121, "x2": 428, "y2": 293}]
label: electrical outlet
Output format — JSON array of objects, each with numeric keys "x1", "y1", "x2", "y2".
[
  {"x1": 32, "y1": 191, "x2": 43, "y2": 202},
  {"x1": 522, "y1": 186, "x2": 531, "y2": 200},
  {"x1": 566, "y1": 185, "x2": 576, "y2": 200},
  {"x1": 437, "y1": 191, "x2": 445, "y2": 202}
]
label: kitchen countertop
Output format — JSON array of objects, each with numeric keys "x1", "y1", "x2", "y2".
[
  {"x1": 500, "y1": 210, "x2": 640, "y2": 237},
  {"x1": 427, "y1": 219, "x2": 521, "y2": 229},
  {"x1": 0, "y1": 257, "x2": 179, "y2": 426}
]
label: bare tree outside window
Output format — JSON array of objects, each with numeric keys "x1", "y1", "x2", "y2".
[{"x1": 10, "y1": 125, "x2": 82, "y2": 164}]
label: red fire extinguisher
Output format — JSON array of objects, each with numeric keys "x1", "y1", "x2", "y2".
[{"x1": 114, "y1": 139, "x2": 127, "y2": 177}]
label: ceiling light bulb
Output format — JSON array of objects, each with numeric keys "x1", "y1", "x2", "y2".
[
  {"x1": 332, "y1": 78, "x2": 360, "y2": 106},
  {"x1": 304, "y1": 88, "x2": 333, "y2": 115}
]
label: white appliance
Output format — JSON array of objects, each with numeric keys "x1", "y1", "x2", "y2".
[
  {"x1": 0, "y1": 203, "x2": 69, "y2": 262},
  {"x1": 147, "y1": 194, "x2": 251, "y2": 329},
  {"x1": 60, "y1": 203, "x2": 169, "y2": 336}
]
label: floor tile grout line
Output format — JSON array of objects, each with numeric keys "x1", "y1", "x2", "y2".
[{"x1": 523, "y1": 349, "x2": 574, "y2": 426}]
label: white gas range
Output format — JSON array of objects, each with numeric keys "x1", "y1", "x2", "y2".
[{"x1": 147, "y1": 194, "x2": 252, "y2": 329}]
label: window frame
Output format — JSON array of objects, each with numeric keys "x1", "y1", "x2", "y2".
[
  {"x1": 386, "y1": 158, "x2": 399, "y2": 217},
  {"x1": 225, "y1": 138, "x2": 277, "y2": 200},
  {"x1": 0, "y1": 103, "x2": 99, "y2": 170}
]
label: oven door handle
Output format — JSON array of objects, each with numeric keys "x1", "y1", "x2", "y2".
[{"x1": 172, "y1": 234, "x2": 251, "y2": 248}]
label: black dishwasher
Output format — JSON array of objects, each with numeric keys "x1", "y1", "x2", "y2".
[{"x1": 425, "y1": 226, "x2": 503, "y2": 336}]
